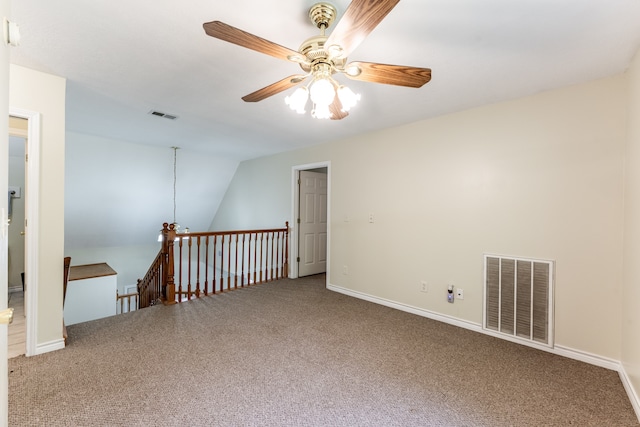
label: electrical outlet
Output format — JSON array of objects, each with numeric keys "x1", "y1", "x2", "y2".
[
  {"x1": 456, "y1": 288, "x2": 464, "y2": 300},
  {"x1": 447, "y1": 285, "x2": 455, "y2": 303},
  {"x1": 343, "y1": 265, "x2": 349, "y2": 275},
  {"x1": 420, "y1": 281, "x2": 428, "y2": 293},
  {"x1": 368, "y1": 213, "x2": 374, "y2": 223}
]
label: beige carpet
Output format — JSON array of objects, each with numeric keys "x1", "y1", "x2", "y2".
[{"x1": 8, "y1": 274, "x2": 639, "y2": 426}]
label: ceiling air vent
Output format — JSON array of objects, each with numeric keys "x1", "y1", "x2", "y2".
[{"x1": 148, "y1": 110, "x2": 178, "y2": 120}]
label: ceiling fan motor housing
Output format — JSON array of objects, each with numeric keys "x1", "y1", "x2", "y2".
[
  {"x1": 298, "y1": 35, "x2": 346, "y2": 73},
  {"x1": 308, "y1": 2, "x2": 337, "y2": 29}
]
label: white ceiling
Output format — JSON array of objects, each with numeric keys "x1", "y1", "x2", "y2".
[{"x1": 9, "y1": 0, "x2": 640, "y2": 162}]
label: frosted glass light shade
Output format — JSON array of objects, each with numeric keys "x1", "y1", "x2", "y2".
[
  {"x1": 309, "y1": 78, "x2": 335, "y2": 107},
  {"x1": 311, "y1": 103, "x2": 332, "y2": 119},
  {"x1": 285, "y1": 87, "x2": 309, "y2": 114},
  {"x1": 337, "y1": 85, "x2": 361, "y2": 112}
]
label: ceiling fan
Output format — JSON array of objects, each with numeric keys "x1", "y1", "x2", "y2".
[{"x1": 203, "y1": 0, "x2": 432, "y2": 120}]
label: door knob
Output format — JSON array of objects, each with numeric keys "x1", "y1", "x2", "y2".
[{"x1": 0, "y1": 308, "x2": 14, "y2": 325}]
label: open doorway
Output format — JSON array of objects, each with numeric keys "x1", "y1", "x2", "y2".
[
  {"x1": 7, "y1": 118, "x2": 26, "y2": 358},
  {"x1": 291, "y1": 162, "x2": 331, "y2": 280},
  {"x1": 7, "y1": 136, "x2": 25, "y2": 292},
  {"x1": 7, "y1": 109, "x2": 41, "y2": 357}
]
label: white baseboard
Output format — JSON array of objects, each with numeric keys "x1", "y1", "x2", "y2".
[
  {"x1": 327, "y1": 282, "x2": 640, "y2": 424},
  {"x1": 327, "y1": 283, "x2": 483, "y2": 332},
  {"x1": 553, "y1": 344, "x2": 640, "y2": 421},
  {"x1": 32, "y1": 338, "x2": 65, "y2": 356},
  {"x1": 553, "y1": 344, "x2": 621, "y2": 371},
  {"x1": 619, "y1": 365, "x2": 640, "y2": 422}
]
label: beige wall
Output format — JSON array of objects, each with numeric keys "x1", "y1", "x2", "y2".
[
  {"x1": 212, "y1": 75, "x2": 627, "y2": 361},
  {"x1": 623, "y1": 49, "x2": 640, "y2": 411},
  {"x1": 9, "y1": 64, "x2": 66, "y2": 347}
]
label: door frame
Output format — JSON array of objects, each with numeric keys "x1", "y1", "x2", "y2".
[
  {"x1": 290, "y1": 161, "x2": 331, "y2": 281},
  {"x1": 9, "y1": 107, "x2": 40, "y2": 357}
]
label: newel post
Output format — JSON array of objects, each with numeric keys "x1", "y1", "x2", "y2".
[
  {"x1": 161, "y1": 222, "x2": 177, "y2": 305},
  {"x1": 284, "y1": 221, "x2": 289, "y2": 278}
]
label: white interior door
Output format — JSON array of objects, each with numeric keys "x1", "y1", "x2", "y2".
[{"x1": 298, "y1": 170, "x2": 327, "y2": 277}]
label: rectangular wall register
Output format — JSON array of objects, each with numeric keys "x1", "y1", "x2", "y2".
[
  {"x1": 64, "y1": 263, "x2": 117, "y2": 326},
  {"x1": 483, "y1": 255, "x2": 554, "y2": 347}
]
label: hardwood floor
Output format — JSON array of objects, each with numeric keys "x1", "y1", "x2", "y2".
[{"x1": 7, "y1": 290, "x2": 25, "y2": 358}]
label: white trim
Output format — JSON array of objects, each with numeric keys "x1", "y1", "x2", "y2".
[
  {"x1": 327, "y1": 283, "x2": 482, "y2": 332},
  {"x1": 551, "y1": 344, "x2": 620, "y2": 371},
  {"x1": 328, "y1": 282, "x2": 640, "y2": 424},
  {"x1": 33, "y1": 338, "x2": 65, "y2": 355},
  {"x1": 9, "y1": 107, "x2": 41, "y2": 357},
  {"x1": 327, "y1": 282, "x2": 626, "y2": 370},
  {"x1": 290, "y1": 161, "x2": 331, "y2": 282},
  {"x1": 124, "y1": 284, "x2": 138, "y2": 294},
  {"x1": 619, "y1": 366, "x2": 640, "y2": 422}
]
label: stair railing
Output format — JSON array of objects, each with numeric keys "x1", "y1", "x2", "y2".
[
  {"x1": 137, "y1": 222, "x2": 289, "y2": 307},
  {"x1": 116, "y1": 290, "x2": 139, "y2": 314},
  {"x1": 137, "y1": 249, "x2": 165, "y2": 309},
  {"x1": 166, "y1": 222, "x2": 289, "y2": 303}
]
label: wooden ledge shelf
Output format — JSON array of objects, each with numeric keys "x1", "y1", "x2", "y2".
[
  {"x1": 65, "y1": 263, "x2": 118, "y2": 326},
  {"x1": 69, "y1": 263, "x2": 117, "y2": 281}
]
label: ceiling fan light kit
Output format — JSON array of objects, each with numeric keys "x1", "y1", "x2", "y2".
[
  {"x1": 284, "y1": 87, "x2": 309, "y2": 114},
  {"x1": 203, "y1": 0, "x2": 431, "y2": 120}
]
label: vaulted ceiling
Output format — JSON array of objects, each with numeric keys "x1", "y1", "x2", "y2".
[
  {"x1": 10, "y1": 0, "x2": 640, "y2": 161},
  {"x1": 8, "y1": 0, "x2": 640, "y2": 253}
]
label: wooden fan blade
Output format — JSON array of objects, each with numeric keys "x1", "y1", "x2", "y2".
[
  {"x1": 242, "y1": 75, "x2": 307, "y2": 102},
  {"x1": 344, "y1": 61, "x2": 431, "y2": 88},
  {"x1": 203, "y1": 21, "x2": 304, "y2": 62},
  {"x1": 329, "y1": 96, "x2": 349, "y2": 120},
  {"x1": 325, "y1": 0, "x2": 400, "y2": 58}
]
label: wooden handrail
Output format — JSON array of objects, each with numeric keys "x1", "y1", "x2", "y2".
[
  {"x1": 137, "y1": 249, "x2": 164, "y2": 309},
  {"x1": 136, "y1": 222, "x2": 289, "y2": 309},
  {"x1": 160, "y1": 222, "x2": 289, "y2": 304}
]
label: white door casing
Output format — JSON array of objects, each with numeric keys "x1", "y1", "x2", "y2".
[
  {"x1": 290, "y1": 162, "x2": 330, "y2": 280},
  {"x1": 298, "y1": 170, "x2": 327, "y2": 277}
]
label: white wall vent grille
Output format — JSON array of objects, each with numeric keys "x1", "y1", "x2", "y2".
[{"x1": 483, "y1": 254, "x2": 554, "y2": 347}]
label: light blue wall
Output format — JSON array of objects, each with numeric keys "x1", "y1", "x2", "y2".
[{"x1": 64, "y1": 131, "x2": 240, "y2": 291}]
